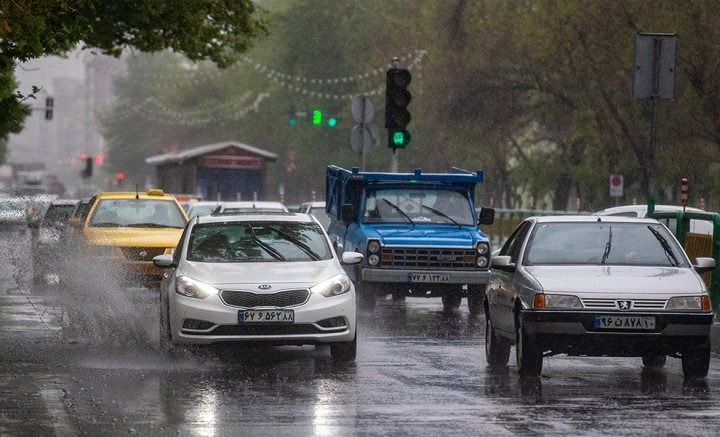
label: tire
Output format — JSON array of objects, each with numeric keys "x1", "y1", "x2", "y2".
[
  {"x1": 642, "y1": 355, "x2": 667, "y2": 369},
  {"x1": 485, "y1": 315, "x2": 511, "y2": 367},
  {"x1": 516, "y1": 314, "x2": 543, "y2": 376},
  {"x1": 682, "y1": 342, "x2": 710, "y2": 378},
  {"x1": 159, "y1": 297, "x2": 177, "y2": 354},
  {"x1": 442, "y1": 294, "x2": 462, "y2": 311},
  {"x1": 467, "y1": 285, "x2": 485, "y2": 315},
  {"x1": 330, "y1": 333, "x2": 357, "y2": 363},
  {"x1": 356, "y1": 281, "x2": 377, "y2": 312}
]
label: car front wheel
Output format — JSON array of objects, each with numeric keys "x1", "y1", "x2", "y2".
[
  {"x1": 485, "y1": 315, "x2": 510, "y2": 367},
  {"x1": 516, "y1": 315, "x2": 543, "y2": 376},
  {"x1": 330, "y1": 333, "x2": 357, "y2": 363},
  {"x1": 682, "y1": 341, "x2": 710, "y2": 378}
]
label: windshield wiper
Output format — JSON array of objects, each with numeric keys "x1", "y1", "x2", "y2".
[
  {"x1": 245, "y1": 225, "x2": 286, "y2": 261},
  {"x1": 600, "y1": 226, "x2": 612, "y2": 264},
  {"x1": 126, "y1": 223, "x2": 182, "y2": 228},
  {"x1": 419, "y1": 204, "x2": 460, "y2": 226},
  {"x1": 647, "y1": 225, "x2": 679, "y2": 267},
  {"x1": 382, "y1": 199, "x2": 415, "y2": 225},
  {"x1": 267, "y1": 226, "x2": 321, "y2": 261}
]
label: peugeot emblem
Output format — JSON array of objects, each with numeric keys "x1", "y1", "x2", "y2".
[
  {"x1": 258, "y1": 284, "x2": 272, "y2": 290},
  {"x1": 617, "y1": 300, "x2": 632, "y2": 311},
  {"x1": 138, "y1": 250, "x2": 148, "y2": 258}
]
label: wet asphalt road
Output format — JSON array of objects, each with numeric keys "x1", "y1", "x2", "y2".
[{"x1": 3, "y1": 230, "x2": 720, "y2": 436}]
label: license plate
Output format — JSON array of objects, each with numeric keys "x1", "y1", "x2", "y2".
[
  {"x1": 407, "y1": 273, "x2": 450, "y2": 283},
  {"x1": 238, "y1": 310, "x2": 294, "y2": 323},
  {"x1": 594, "y1": 315, "x2": 655, "y2": 330}
]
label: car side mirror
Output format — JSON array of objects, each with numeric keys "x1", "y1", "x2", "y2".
[
  {"x1": 491, "y1": 255, "x2": 515, "y2": 272},
  {"x1": 694, "y1": 257, "x2": 716, "y2": 274},
  {"x1": 341, "y1": 251, "x2": 363, "y2": 265},
  {"x1": 341, "y1": 204, "x2": 356, "y2": 222},
  {"x1": 478, "y1": 207, "x2": 495, "y2": 225},
  {"x1": 153, "y1": 254, "x2": 176, "y2": 268}
]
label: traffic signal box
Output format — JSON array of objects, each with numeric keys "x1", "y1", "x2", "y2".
[{"x1": 385, "y1": 68, "x2": 412, "y2": 149}]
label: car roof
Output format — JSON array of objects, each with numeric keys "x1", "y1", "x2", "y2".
[
  {"x1": 219, "y1": 201, "x2": 288, "y2": 210},
  {"x1": 94, "y1": 190, "x2": 177, "y2": 201},
  {"x1": 194, "y1": 212, "x2": 314, "y2": 225},
  {"x1": 531, "y1": 215, "x2": 661, "y2": 225},
  {"x1": 595, "y1": 204, "x2": 706, "y2": 216}
]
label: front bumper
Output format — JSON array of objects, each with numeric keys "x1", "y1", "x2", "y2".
[
  {"x1": 522, "y1": 310, "x2": 713, "y2": 356},
  {"x1": 360, "y1": 268, "x2": 490, "y2": 284},
  {"x1": 170, "y1": 289, "x2": 356, "y2": 346}
]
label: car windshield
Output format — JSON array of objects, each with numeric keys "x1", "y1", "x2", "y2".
[
  {"x1": 89, "y1": 199, "x2": 186, "y2": 228},
  {"x1": 362, "y1": 188, "x2": 474, "y2": 225},
  {"x1": 187, "y1": 221, "x2": 332, "y2": 263},
  {"x1": 523, "y1": 221, "x2": 690, "y2": 267},
  {"x1": 42, "y1": 204, "x2": 75, "y2": 225}
]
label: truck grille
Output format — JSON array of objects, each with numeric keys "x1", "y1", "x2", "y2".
[
  {"x1": 220, "y1": 289, "x2": 310, "y2": 308},
  {"x1": 381, "y1": 247, "x2": 477, "y2": 269}
]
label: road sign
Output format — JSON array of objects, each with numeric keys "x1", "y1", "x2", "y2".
[
  {"x1": 350, "y1": 125, "x2": 373, "y2": 154},
  {"x1": 610, "y1": 174, "x2": 624, "y2": 197},
  {"x1": 351, "y1": 95, "x2": 375, "y2": 124},
  {"x1": 633, "y1": 33, "x2": 677, "y2": 99}
]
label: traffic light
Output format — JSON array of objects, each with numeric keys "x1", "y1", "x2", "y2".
[
  {"x1": 288, "y1": 104, "x2": 297, "y2": 126},
  {"x1": 327, "y1": 116, "x2": 338, "y2": 128},
  {"x1": 115, "y1": 172, "x2": 125, "y2": 187},
  {"x1": 81, "y1": 156, "x2": 93, "y2": 178},
  {"x1": 312, "y1": 109, "x2": 323, "y2": 125},
  {"x1": 385, "y1": 68, "x2": 412, "y2": 148}
]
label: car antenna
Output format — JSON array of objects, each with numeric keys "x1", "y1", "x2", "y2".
[
  {"x1": 596, "y1": 216, "x2": 602, "y2": 222},
  {"x1": 135, "y1": 184, "x2": 139, "y2": 199}
]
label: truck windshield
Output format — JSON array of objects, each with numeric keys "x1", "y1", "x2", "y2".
[{"x1": 363, "y1": 188, "x2": 474, "y2": 225}]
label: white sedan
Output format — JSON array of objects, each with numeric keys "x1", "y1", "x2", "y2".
[
  {"x1": 153, "y1": 212, "x2": 362, "y2": 362},
  {"x1": 485, "y1": 215, "x2": 715, "y2": 378}
]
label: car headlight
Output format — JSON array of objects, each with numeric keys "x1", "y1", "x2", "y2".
[
  {"x1": 667, "y1": 296, "x2": 711, "y2": 311},
  {"x1": 534, "y1": 293, "x2": 582, "y2": 309},
  {"x1": 175, "y1": 276, "x2": 219, "y2": 299},
  {"x1": 311, "y1": 274, "x2": 352, "y2": 297}
]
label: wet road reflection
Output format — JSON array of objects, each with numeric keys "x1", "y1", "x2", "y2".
[{"x1": 2, "y1": 233, "x2": 720, "y2": 435}]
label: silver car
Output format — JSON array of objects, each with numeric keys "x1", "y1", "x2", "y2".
[
  {"x1": 153, "y1": 212, "x2": 363, "y2": 362},
  {"x1": 485, "y1": 215, "x2": 715, "y2": 378}
]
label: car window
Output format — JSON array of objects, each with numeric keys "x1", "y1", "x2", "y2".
[
  {"x1": 187, "y1": 221, "x2": 332, "y2": 263},
  {"x1": 42, "y1": 204, "x2": 74, "y2": 225},
  {"x1": 499, "y1": 220, "x2": 532, "y2": 263},
  {"x1": 89, "y1": 199, "x2": 186, "y2": 228},
  {"x1": 523, "y1": 222, "x2": 689, "y2": 267}
]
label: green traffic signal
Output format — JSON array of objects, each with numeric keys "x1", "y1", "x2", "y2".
[
  {"x1": 312, "y1": 109, "x2": 322, "y2": 125},
  {"x1": 389, "y1": 129, "x2": 410, "y2": 148},
  {"x1": 327, "y1": 117, "x2": 337, "y2": 127},
  {"x1": 288, "y1": 117, "x2": 297, "y2": 126}
]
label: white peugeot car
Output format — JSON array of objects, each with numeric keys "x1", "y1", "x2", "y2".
[{"x1": 153, "y1": 212, "x2": 362, "y2": 362}]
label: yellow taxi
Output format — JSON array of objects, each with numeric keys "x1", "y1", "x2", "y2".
[{"x1": 81, "y1": 189, "x2": 188, "y2": 288}]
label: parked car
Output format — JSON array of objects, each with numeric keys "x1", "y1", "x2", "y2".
[
  {"x1": 298, "y1": 201, "x2": 330, "y2": 230},
  {"x1": 31, "y1": 199, "x2": 78, "y2": 285},
  {"x1": 484, "y1": 215, "x2": 715, "y2": 378},
  {"x1": 81, "y1": 189, "x2": 188, "y2": 288},
  {"x1": 152, "y1": 212, "x2": 363, "y2": 362},
  {"x1": 595, "y1": 204, "x2": 712, "y2": 235}
]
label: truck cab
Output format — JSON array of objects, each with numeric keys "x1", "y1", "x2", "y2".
[{"x1": 325, "y1": 166, "x2": 494, "y2": 313}]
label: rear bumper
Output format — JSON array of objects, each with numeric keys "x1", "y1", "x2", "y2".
[{"x1": 522, "y1": 310, "x2": 712, "y2": 356}]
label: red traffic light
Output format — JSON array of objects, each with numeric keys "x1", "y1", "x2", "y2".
[
  {"x1": 115, "y1": 172, "x2": 125, "y2": 180},
  {"x1": 79, "y1": 153, "x2": 88, "y2": 160},
  {"x1": 95, "y1": 155, "x2": 104, "y2": 165}
]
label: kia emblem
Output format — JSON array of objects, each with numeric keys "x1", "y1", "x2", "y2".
[{"x1": 258, "y1": 284, "x2": 271, "y2": 290}]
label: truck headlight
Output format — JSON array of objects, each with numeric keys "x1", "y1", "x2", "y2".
[
  {"x1": 667, "y1": 296, "x2": 710, "y2": 311},
  {"x1": 476, "y1": 242, "x2": 490, "y2": 255},
  {"x1": 368, "y1": 254, "x2": 380, "y2": 266},
  {"x1": 476, "y1": 256, "x2": 488, "y2": 267},
  {"x1": 367, "y1": 240, "x2": 381, "y2": 254},
  {"x1": 311, "y1": 274, "x2": 352, "y2": 297},
  {"x1": 175, "y1": 276, "x2": 219, "y2": 299}
]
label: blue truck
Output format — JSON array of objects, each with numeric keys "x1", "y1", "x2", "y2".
[{"x1": 325, "y1": 165, "x2": 495, "y2": 313}]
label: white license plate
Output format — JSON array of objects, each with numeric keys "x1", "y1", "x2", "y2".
[
  {"x1": 238, "y1": 310, "x2": 294, "y2": 323},
  {"x1": 594, "y1": 315, "x2": 655, "y2": 330},
  {"x1": 407, "y1": 273, "x2": 450, "y2": 283}
]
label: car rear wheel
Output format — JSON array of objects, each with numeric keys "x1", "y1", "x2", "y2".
[
  {"x1": 642, "y1": 355, "x2": 667, "y2": 369},
  {"x1": 330, "y1": 333, "x2": 357, "y2": 363},
  {"x1": 485, "y1": 315, "x2": 510, "y2": 367},
  {"x1": 442, "y1": 294, "x2": 462, "y2": 311},
  {"x1": 682, "y1": 342, "x2": 710, "y2": 378},
  {"x1": 516, "y1": 315, "x2": 543, "y2": 376}
]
